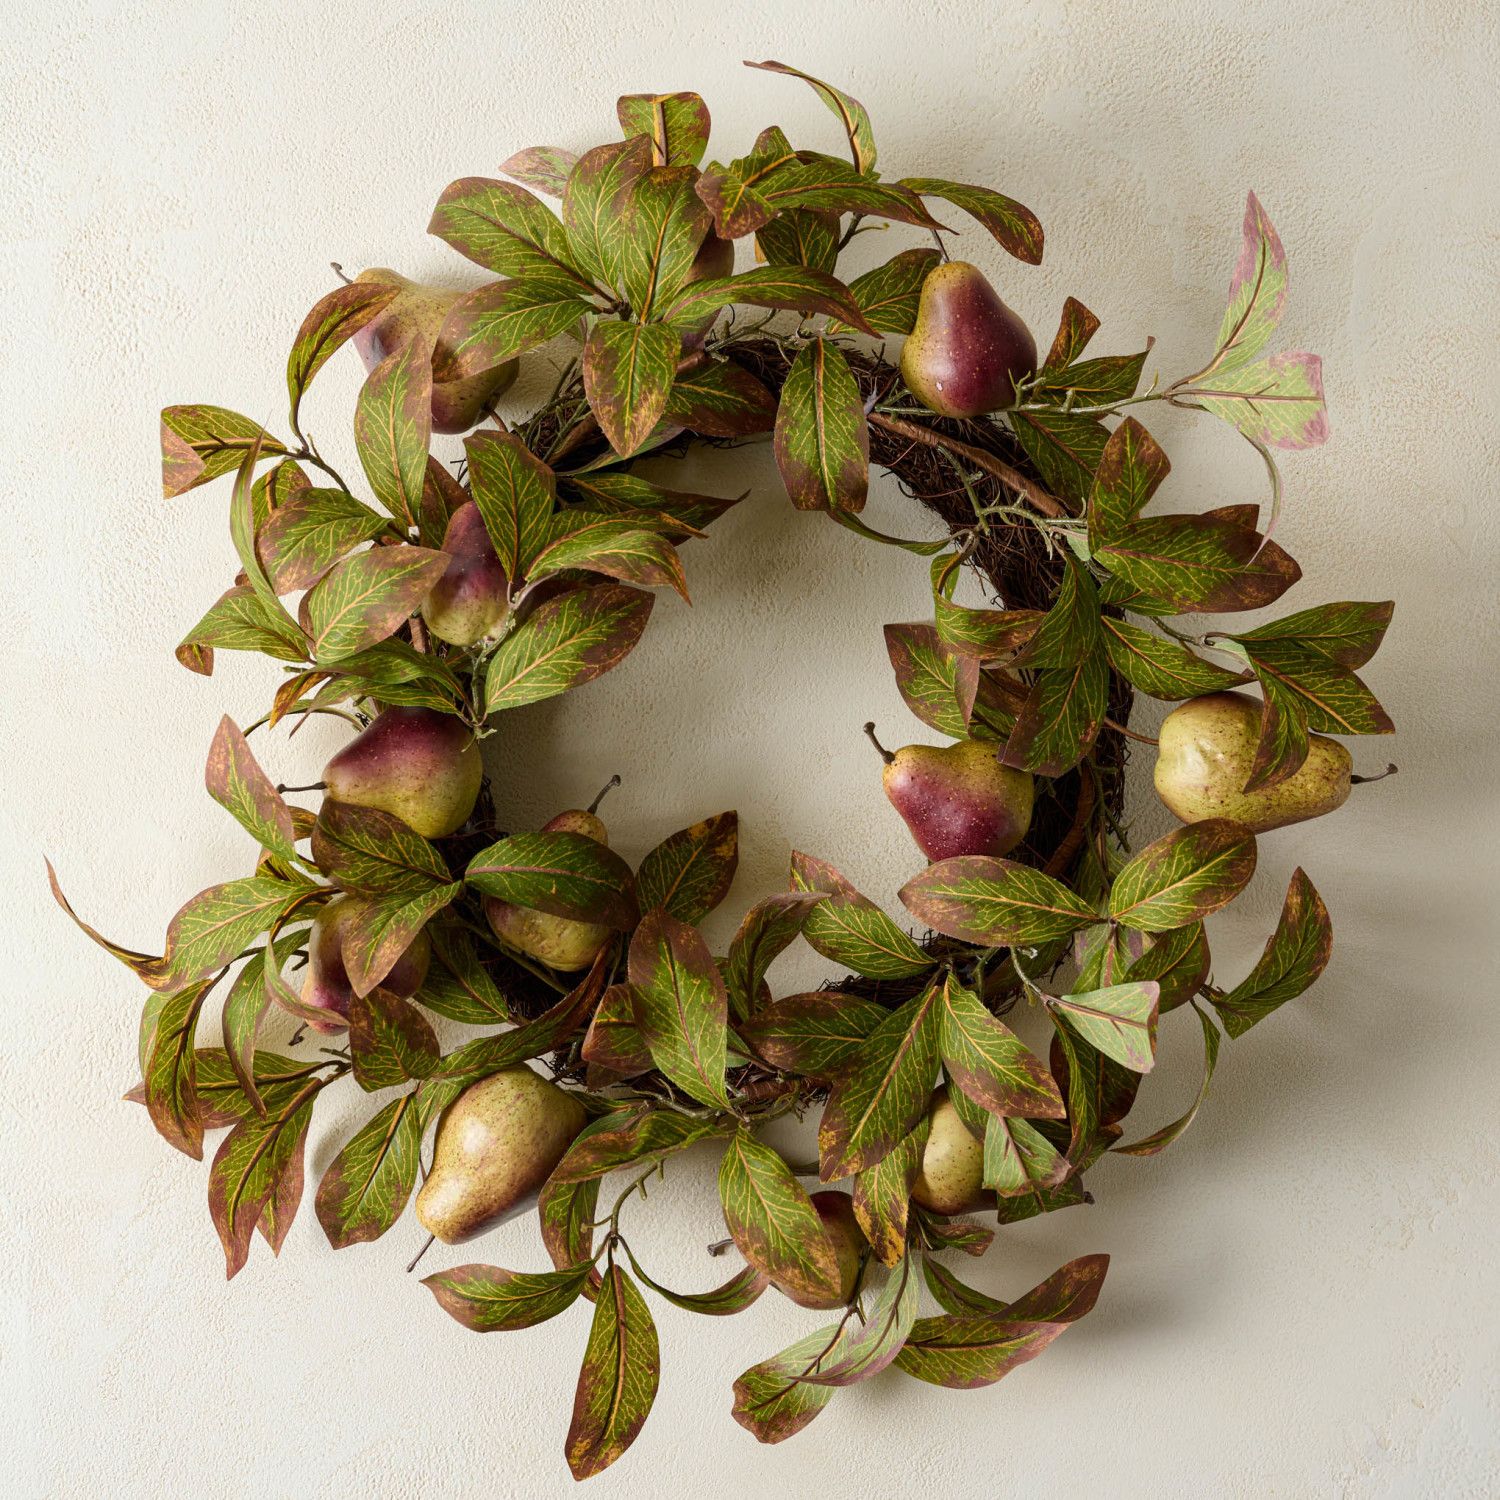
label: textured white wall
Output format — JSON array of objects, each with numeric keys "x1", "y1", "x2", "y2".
[{"x1": 4, "y1": 2, "x2": 1498, "y2": 1496}]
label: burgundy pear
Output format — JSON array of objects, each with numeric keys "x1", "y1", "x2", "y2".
[
  {"x1": 900, "y1": 260, "x2": 1037, "y2": 417},
  {"x1": 422, "y1": 502, "x2": 509, "y2": 646},
  {"x1": 292, "y1": 898, "x2": 430, "y2": 1034},
  {"x1": 866, "y1": 725, "x2": 1034, "y2": 861}
]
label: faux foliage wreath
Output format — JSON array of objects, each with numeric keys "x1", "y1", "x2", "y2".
[{"x1": 54, "y1": 61, "x2": 1398, "y2": 1481}]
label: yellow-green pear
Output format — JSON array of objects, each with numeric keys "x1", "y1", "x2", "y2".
[
  {"x1": 911, "y1": 1088, "x2": 987, "y2": 1215},
  {"x1": 1154, "y1": 691, "x2": 1353, "y2": 834},
  {"x1": 352, "y1": 268, "x2": 517, "y2": 434},
  {"x1": 772, "y1": 1190, "x2": 867, "y2": 1310},
  {"x1": 415, "y1": 1066, "x2": 588, "y2": 1244},
  {"x1": 321, "y1": 707, "x2": 482, "y2": 838}
]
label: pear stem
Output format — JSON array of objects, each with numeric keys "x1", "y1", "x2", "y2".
[
  {"x1": 329, "y1": 261, "x2": 352, "y2": 285},
  {"x1": 862, "y1": 722, "x2": 895, "y2": 764},
  {"x1": 405, "y1": 1233, "x2": 435, "y2": 1274},
  {"x1": 587, "y1": 774, "x2": 623, "y2": 814},
  {"x1": 706, "y1": 1236, "x2": 735, "y2": 1257},
  {"x1": 1103, "y1": 717, "x2": 1159, "y2": 747},
  {"x1": 276, "y1": 781, "x2": 327, "y2": 795},
  {"x1": 1350, "y1": 763, "x2": 1398, "y2": 785}
]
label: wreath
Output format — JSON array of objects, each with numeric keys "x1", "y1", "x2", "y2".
[{"x1": 54, "y1": 61, "x2": 1398, "y2": 1480}]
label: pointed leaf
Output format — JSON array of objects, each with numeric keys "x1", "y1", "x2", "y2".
[
  {"x1": 1231, "y1": 599, "x2": 1394, "y2": 670},
  {"x1": 434, "y1": 272, "x2": 593, "y2": 381},
  {"x1": 286, "y1": 281, "x2": 399, "y2": 426},
  {"x1": 731, "y1": 1327, "x2": 838, "y2": 1445},
  {"x1": 663, "y1": 357, "x2": 777, "y2": 436},
  {"x1": 304, "y1": 545, "x2": 448, "y2": 664},
  {"x1": 205, "y1": 716, "x2": 295, "y2": 862},
  {"x1": 1206, "y1": 191, "x2": 1289, "y2": 377},
  {"x1": 629, "y1": 909, "x2": 731, "y2": 1110},
  {"x1": 1181, "y1": 350, "x2": 1329, "y2": 450},
  {"x1": 740, "y1": 991, "x2": 886, "y2": 1080},
  {"x1": 853, "y1": 1119, "x2": 927, "y2": 1266},
  {"x1": 1213, "y1": 867, "x2": 1332, "y2": 1038},
  {"x1": 615, "y1": 164, "x2": 712, "y2": 318},
  {"x1": 666, "y1": 265, "x2": 875, "y2": 336},
  {"x1": 311, "y1": 799, "x2": 452, "y2": 896},
  {"x1": 828, "y1": 248, "x2": 941, "y2": 335},
  {"x1": 1088, "y1": 416, "x2": 1170, "y2": 547},
  {"x1": 1109, "y1": 819, "x2": 1258, "y2": 933},
  {"x1": 547, "y1": 1106, "x2": 724, "y2": 1184},
  {"x1": 1102, "y1": 617, "x2": 1249, "y2": 700},
  {"x1": 563, "y1": 136, "x2": 654, "y2": 291},
  {"x1": 635, "y1": 811, "x2": 739, "y2": 925},
  {"x1": 348, "y1": 986, "x2": 442, "y2": 1090},
  {"x1": 774, "y1": 338, "x2": 869, "y2": 512},
  {"x1": 983, "y1": 1113, "x2": 1069, "y2": 1195},
  {"x1": 800, "y1": 1255, "x2": 921, "y2": 1386},
  {"x1": 617, "y1": 91, "x2": 711, "y2": 167},
  {"x1": 747, "y1": 61, "x2": 876, "y2": 173},
  {"x1": 501, "y1": 145, "x2": 578, "y2": 197},
  {"x1": 464, "y1": 428, "x2": 554, "y2": 583},
  {"x1": 315, "y1": 1092, "x2": 421, "y2": 1247},
  {"x1": 998, "y1": 655, "x2": 1109, "y2": 776},
  {"x1": 354, "y1": 336, "x2": 432, "y2": 530},
  {"x1": 1050, "y1": 982, "x2": 1160, "y2": 1073},
  {"x1": 583, "y1": 318, "x2": 681, "y2": 458},
  {"x1": 721, "y1": 891, "x2": 826, "y2": 1021},
  {"x1": 937, "y1": 975, "x2": 1065, "y2": 1119},
  {"x1": 899, "y1": 857, "x2": 1097, "y2": 948},
  {"x1": 1115, "y1": 1003, "x2": 1221, "y2": 1155},
  {"x1": 467, "y1": 831, "x2": 637, "y2": 927},
  {"x1": 426, "y1": 1261, "x2": 590, "y2": 1331},
  {"x1": 529, "y1": 518, "x2": 689, "y2": 600},
  {"x1": 901, "y1": 177, "x2": 1043, "y2": 263},
  {"x1": 161, "y1": 406, "x2": 290, "y2": 499},
  {"x1": 565, "y1": 1262, "x2": 659, "y2": 1480},
  {"x1": 428, "y1": 176, "x2": 586, "y2": 283},
  {"x1": 257, "y1": 487, "x2": 389, "y2": 594},
  {"x1": 339, "y1": 882, "x2": 460, "y2": 1000}
]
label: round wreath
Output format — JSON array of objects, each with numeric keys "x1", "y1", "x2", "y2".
[{"x1": 55, "y1": 61, "x2": 1398, "y2": 1480}]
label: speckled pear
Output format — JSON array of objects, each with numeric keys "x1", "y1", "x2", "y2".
[
  {"x1": 292, "y1": 898, "x2": 430, "y2": 1033},
  {"x1": 772, "y1": 1190, "x2": 867, "y2": 1310},
  {"x1": 900, "y1": 260, "x2": 1037, "y2": 418},
  {"x1": 866, "y1": 725, "x2": 1034, "y2": 861},
  {"x1": 352, "y1": 268, "x2": 517, "y2": 433},
  {"x1": 421, "y1": 502, "x2": 509, "y2": 646},
  {"x1": 1153, "y1": 691, "x2": 1353, "y2": 833},
  {"x1": 911, "y1": 1089, "x2": 987, "y2": 1215},
  {"x1": 415, "y1": 1066, "x2": 587, "y2": 1244},
  {"x1": 321, "y1": 707, "x2": 482, "y2": 838}
]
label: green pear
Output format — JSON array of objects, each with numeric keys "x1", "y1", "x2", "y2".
[
  {"x1": 1154, "y1": 691, "x2": 1353, "y2": 833},
  {"x1": 421, "y1": 501, "x2": 509, "y2": 646},
  {"x1": 415, "y1": 1066, "x2": 587, "y2": 1244},
  {"x1": 290, "y1": 898, "x2": 430, "y2": 1033},
  {"x1": 910, "y1": 1088, "x2": 987, "y2": 1215},
  {"x1": 322, "y1": 707, "x2": 482, "y2": 838},
  {"x1": 352, "y1": 268, "x2": 517, "y2": 434},
  {"x1": 900, "y1": 260, "x2": 1037, "y2": 417},
  {"x1": 772, "y1": 1190, "x2": 867, "y2": 1310},
  {"x1": 866, "y1": 725, "x2": 1034, "y2": 861}
]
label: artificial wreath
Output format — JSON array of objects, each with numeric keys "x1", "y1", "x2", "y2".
[{"x1": 55, "y1": 61, "x2": 1398, "y2": 1480}]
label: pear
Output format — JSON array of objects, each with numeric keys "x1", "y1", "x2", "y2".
[
  {"x1": 865, "y1": 725, "x2": 1034, "y2": 861},
  {"x1": 1154, "y1": 691, "x2": 1354, "y2": 834},
  {"x1": 772, "y1": 1190, "x2": 867, "y2": 1310},
  {"x1": 292, "y1": 898, "x2": 430, "y2": 1033},
  {"x1": 322, "y1": 707, "x2": 482, "y2": 839},
  {"x1": 911, "y1": 1088, "x2": 987, "y2": 1215},
  {"x1": 676, "y1": 232, "x2": 736, "y2": 350},
  {"x1": 484, "y1": 782, "x2": 618, "y2": 971},
  {"x1": 421, "y1": 502, "x2": 509, "y2": 646},
  {"x1": 352, "y1": 268, "x2": 517, "y2": 434},
  {"x1": 415, "y1": 1066, "x2": 587, "y2": 1244},
  {"x1": 900, "y1": 260, "x2": 1037, "y2": 418}
]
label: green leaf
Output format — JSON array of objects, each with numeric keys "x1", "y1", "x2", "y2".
[
  {"x1": 464, "y1": 428, "x2": 555, "y2": 583},
  {"x1": 718, "y1": 1130, "x2": 843, "y2": 1305},
  {"x1": 1035, "y1": 348, "x2": 1151, "y2": 406},
  {"x1": 348, "y1": 986, "x2": 442, "y2": 1090},
  {"x1": 921, "y1": 1256, "x2": 1006, "y2": 1315},
  {"x1": 756, "y1": 156, "x2": 941, "y2": 229},
  {"x1": 775, "y1": 338, "x2": 869, "y2": 510},
  {"x1": 998, "y1": 654, "x2": 1110, "y2": 776},
  {"x1": 894, "y1": 1253, "x2": 1109, "y2": 1388},
  {"x1": 731, "y1": 1327, "x2": 838, "y2": 1444},
  {"x1": 548, "y1": 1106, "x2": 723, "y2": 1184},
  {"x1": 790, "y1": 851, "x2": 931, "y2": 980},
  {"x1": 304, "y1": 545, "x2": 448, "y2": 664},
  {"x1": 353, "y1": 336, "x2": 432, "y2": 531},
  {"x1": 617, "y1": 91, "x2": 712, "y2": 167},
  {"x1": 417, "y1": 925, "x2": 512, "y2": 1025},
  {"x1": 937, "y1": 974, "x2": 1065, "y2": 1119},
  {"x1": 1109, "y1": 819, "x2": 1258, "y2": 933},
  {"x1": 635, "y1": 811, "x2": 739, "y2": 925},
  {"x1": 560, "y1": 470, "x2": 744, "y2": 534},
  {"x1": 204, "y1": 716, "x2": 295, "y2": 862},
  {"x1": 427, "y1": 176, "x2": 586, "y2": 284},
  {"x1": 741, "y1": 991, "x2": 887, "y2": 1080},
  {"x1": 1050, "y1": 982, "x2": 1160, "y2": 1073},
  {"x1": 721, "y1": 891, "x2": 825, "y2": 1021},
  {"x1": 662, "y1": 357, "x2": 778, "y2": 437},
  {"x1": 1115, "y1": 1003, "x2": 1221, "y2": 1155},
  {"x1": 828, "y1": 247, "x2": 941, "y2": 335},
  {"x1": 883, "y1": 621, "x2": 974, "y2": 737},
  {"x1": 665, "y1": 264, "x2": 875, "y2": 336},
  {"x1": 818, "y1": 983, "x2": 941, "y2": 1179},
  {"x1": 433, "y1": 272, "x2": 594, "y2": 381},
  {"x1": 852, "y1": 1119, "x2": 928, "y2": 1266},
  {"x1": 628, "y1": 909, "x2": 731, "y2": 1110},
  {"x1": 1008, "y1": 407, "x2": 1109, "y2": 505},
  {"x1": 756, "y1": 209, "x2": 839, "y2": 275},
  {"x1": 467, "y1": 830, "x2": 637, "y2": 928},
  {"x1": 624, "y1": 1250, "x2": 767, "y2": 1316},
  {"x1": 482, "y1": 582, "x2": 653, "y2": 713},
  {"x1": 257, "y1": 487, "x2": 389, "y2": 594},
  {"x1": 179, "y1": 584, "x2": 307, "y2": 664},
  {"x1": 1102, "y1": 616, "x2": 1249, "y2": 700},
  {"x1": 899, "y1": 857, "x2": 1097, "y2": 948},
  {"x1": 933, "y1": 593, "x2": 1042, "y2": 662},
  {"x1": 143, "y1": 981, "x2": 212, "y2": 1158},
  {"x1": 1087, "y1": 416, "x2": 1170, "y2": 548},
  {"x1": 501, "y1": 144, "x2": 579, "y2": 198},
  {"x1": 310, "y1": 799, "x2": 452, "y2": 896},
  {"x1": 1040, "y1": 297, "x2": 1100, "y2": 372},
  {"x1": 1212, "y1": 867, "x2": 1332, "y2": 1038},
  {"x1": 1125, "y1": 921, "x2": 1211, "y2": 1014},
  {"x1": 1241, "y1": 669, "x2": 1312, "y2": 792},
  {"x1": 563, "y1": 136, "x2": 654, "y2": 290},
  {"x1": 528, "y1": 516, "x2": 689, "y2": 600},
  {"x1": 425, "y1": 1260, "x2": 590, "y2": 1331},
  {"x1": 147, "y1": 874, "x2": 319, "y2": 992},
  {"x1": 581, "y1": 983, "x2": 653, "y2": 1076},
  {"x1": 583, "y1": 318, "x2": 681, "y2": 458},
  {"x1": 565, "y1": 1261, "x2": 659, "y2": 1480},
  {"x1": 695, "y1": 126, "x2": 799, "y2": 240},
  {"x1": 1244, "y1": 641, "x2": 1394, "y2": 737},
  {"x1": 339, "y1": 882, "x2": 461, "y2": 999},
  {"x1": 221, "y1": 931, "x2": 308, "y2": 1114},
  {"x1": 1230, "y1": 599, "x2": 1394, "y2": 670},
  {"x1": 538, "y1": 1168, "x2": 600, "y2": 1272},
  {"x1": 1205, "y1": 191, "x2": 1290, "y2": 377},
  {"x1": 983, "y1": 1113, "x2": 1070, "y2": 1196},
  {"x1": 615, "y1": 164, "x2": 712, "y2": 318},
  {"x1": 747, "y1": 60, "x2": 876, "y2": 173},
  {"x1": 315, "y1": 1092, "x2": 421, "y2": 1247},
  {"x1": 900, "y1": 177, "x2": 1043, "y2": 264},
  {"x1": 285, "y1": 281, "x2": 399, "y2": 428},
  {"x1": 160, "y1": 405, "x2": 290, "y2": 499},
  {"x1": 1015, "y1": 555, "x2": 1101, "y2": 669},
  {"x1": 801, "y1": 1254, "x2": 920, "y2": 1386},
  {"x1": 1096, "y1": 513, "x2": 1302, "y2": 613},
  {"x1": 1179, "y1": 350, "x2": 1329, "y2": 449}
]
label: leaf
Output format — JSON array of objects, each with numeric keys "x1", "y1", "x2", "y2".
[
  {"x1": 285, "y1": 281, "x2": 399, "y2": 427},
  {"x1": 143, "y1": 981, "x2": 211, "y2": 1158},
  {"x1": 933, "y1": 593, "x2": 1042, "y2": 663},
  {"x1": 755, "y1": 157, "x2": 941, "y2": 229},
  {"x1": 624, "y1": 1251, "x2": 767, "y2": 1316},
  {"x1": 1049, "y1": 1021, "x2": 1133, "y2": 1168},
  {"x1": 827, "y1": 247, "x2": 942, "y2": 334},
  {"x1": 818, "y1": 983, "x2": 941, "y2": 1179},
  {"x1": 921, "y1": 1257, "x2": 1006, "y2": 1315},
  {"x1": 221, "y1": 931, "x2": 307, "y2": 1114},
  {"x1": 615, "y1": 164, "x2": 712, "y2": 317},
  {"x1": 741, "y1": 991, "x2": 886, "y2": 1079},
  {"x1": 417, "y1": 924, "x2": 512, "y2": 1025},
  {"x1": 204, "y1": 716, "x2": 295, "y2": 862},
  {"x1": 582, "y1": 318, "x2": 681, "y2": 458},
  {"x1": 160, "y1": 406, "x2": 290, "y2": 499},
  {"x1": 1180, "y1": 350, "x2": 1329, "y2": 450},
  {"x1": 434, "y1": 272, "x2": 594, "y2": 381},
  {"x1": 617, "y1": 91, "x2": 712, "y2": 167},
  {"x1": 983, "y1": 1114, "x2": 1069, "y2": 1196},
  {"x1": 662, "y1": 357, "x2": 778, "y2": 436},
  {"x1": 339, "y1": 882, "x2": 461, "y2": 999},
  {"x1": 1036, "y1": 347, "x2": 1152, "y2": 406},
  {"x1": 257, "y1": 486, "x2": 389, "y2": 594},
  {"x1": 899, "y1": 857, "x2": 1097, "y2": 948},
  {"x1": 1125, "y1": 921, "x2": 1211, "y2": 1014},
  {"x1": 1008, "y1": 407, "x2": 1109, "y2": 505},
  {"x1": 1041, "y1": 297, "x2": 1100, "y2": 372},
  {"x1": 467, "y1": 830, "x2": 637, "y2": 928},
  {"x1": 629, "y1": 909, "x2": 731, "y2": 1110},
  {"x1": 853, "y1": 1120, "x2": 927, "y2": 1266},
  {"x1": 547, "y1": 1106, "x2": 723, "y2": 1184},
  {"x1": 1014, "y1": 556, "x2": 1101, "y2": 669},
  {"x1": 665, "y1": 265, "x2": 875, "y2": 336},
  {"x1": 315, "y1": 1092, "x2": 421, "y2": 1247},
  {"x1": 901, "y1": 177, "x2": 1043, "y2": 264},
  {"x1": 528, "y1": 517, "x2": 689, "y2": 600},
  {"x1": 565, "y1": 1261, "x2": 660, "y2": 1480},
  {"x1": 1231, "y1": 599, "x2": 1394, "y2": 670},
  {"x1": 1206, "y1": 191, "x2": 1290, "y2": 377},
  {"x1": 1244, "y1": 641, "x2": 1394, "y2": 738},
  {"x1": 731, "y1": 1328, "x2": 838, "y2": 1444},
  {"x1": 311, "y1": 799, "x2": 452, "y2": 896},
  {"x1": 800, "y1": 1255, "x2": 921, "y2": 1386},
  {"x1": 747, "y1": 61, "x2": 876, "y2": 173},
  {"x1": 1109, "y1": 819, "x2": 1258, "y2": 932},
  {"x1": 1241, "y1": 670, "x2": 1312, "y2": 792},
  {"x1": 998, "y1": 654, "x2": 1110, "y2": 777},
  {"x1": 894, "y1": 1253, "x2": 1109, "y2": 1388},
  {"x1": 1050, "y1": 982, "x2": 1160, "y2": 1073},
  {"x1": 721, "y1": 891, "x2": 825, "y2": 1020},
  {"x1": 695, "y1": 127, "x2": 799, "y2": 239},
  {"x1": 1115, "y1": 1003, "x2": 1221, "y2": 1155},
  {"x1": 1212, "y1": 867, "x2": 1332, "y2": 1038},
  {"x1": 348, "y1": 987, "x2": 442, "y2": 1090},
  {"x1": 919, "y1": 1216, "x2": 995, "y2": 1256},
  {"x1": 581, "y1": 983, "x2": 653, "y2": 1077},
  {"x1": 560, "y1": 470, "x2": 743, "y2": 535},
  {"x1": 773, "y1": 338, "x2": 871, "y2": 514},
  {"x1": 1087, "y1": 416, "x2": 1170, "y2": 547},
  {"x1": 756, "y1": 209, "x2": 839, "y2": 275},
  {"x1": 354, "y1": 336, "x2": 432, "y2": 531},
  {"x1": 718, "y1": 1131, "x2": 842, "y2": 1305},
  {"x1": 179, "y1": 584, "x2": 310, "y2": 664},
  {"x1": 882, "y1": 621, "x2": 973, "y2": 737},
  {"x1": 563, "y1": 136, "x2": 654, "y2": 290},
  {"x1": 500, "y1": 145, "x2": 579, "y2": 197},
  {"x1": 427, "y1": 176, "x2": 586, "y2": 284},
  {"x1": 425, "y1": 1261, "x2": 590, "y2": 1331},
  {"x1": 539, "y1": 1171, "x2": 600, "y2": 1273},
  {"x1": 1097, "y1": 513, "x2": 1301, "y2": 613},
  {"x1": 1102, "y1": 617, "x2": 1249, "y2": 700},
  {"x1": 304, "y1": 545, "x2": 448, "y2": 664},
  {"x1": 463, "y1": 428, "x2": 554, "y2": 583},
  {"x1": 790, "y1": 852, "x2": 931, "y2": 980},
  {"x1": 937, "y1": 975, "x2": 1065, "y2": 1119},
  {"x1": 635, "y1": 811, "x2": 739, "y2": 925},
  {"x1": 146, "y1": 874, "x2": 318, "y2": 992}
]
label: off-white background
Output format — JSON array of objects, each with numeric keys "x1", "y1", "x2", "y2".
[{"x1": 4, "y1": 2, "x2": 1498, "y2": 1496}]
